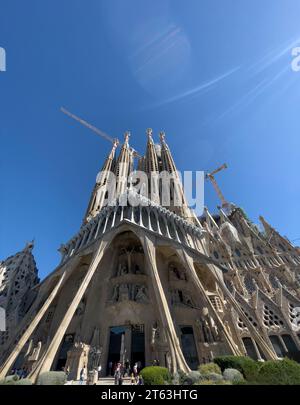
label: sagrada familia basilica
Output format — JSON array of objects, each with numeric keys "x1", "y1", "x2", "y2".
[{"x1": 0, "y1": 128, "x2": 300, "y2": 383}]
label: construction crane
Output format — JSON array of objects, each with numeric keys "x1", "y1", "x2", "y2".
[
  {"x1": 206, "y1": 163, "x2": 229, "y2": 209},
  {"x1": 60, "y1": 107, "x2": 141, "y2": 158}
]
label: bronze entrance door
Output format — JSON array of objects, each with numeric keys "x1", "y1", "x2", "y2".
[{"x1": 107, "y1": 325, "x2": 145, "y2": 375}]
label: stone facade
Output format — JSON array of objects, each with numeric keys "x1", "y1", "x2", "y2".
[
  {"x1": 0, "y1": 242, "x2": 39, "y2": 350},
  {"x1": 0, "y1": 130, "x2": 299, "y2": 383}
]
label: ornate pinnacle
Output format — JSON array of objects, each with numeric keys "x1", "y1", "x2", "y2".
[
  {"x1": 159, "y1": 131, "x2": 165, "y2": 142},
  {"x1": 113, "y1": 138, "x2": 119, "y2": 148},
  {"x1": 124, "y1": 131, "x2": 130, "y2": 143},
  {"x1": 146, "y1": 128, "x2": 153, "y2": 138}
]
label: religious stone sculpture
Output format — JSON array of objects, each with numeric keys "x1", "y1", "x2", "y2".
[
  {"x1": 75, "y1": 298, "x2": 85, "y2": 316},
  {"x1": 151, "y1": 322, "x2": 159, "y2": 346},
  {"x1": 118, "y1": 263, "x2": 128, "y2": 276},
  {"x1": 196, "y1": 307, "x2": 220, "y2": 344},
  {"x1": 119, "y1": 284, "x2": 130, "y2": 301},
  {"x1": 134, "y1": 285, "x2": 148, "y2": 303},
  {"x1": 111, "y1": 285, "x2": 119, "y2": 302}
]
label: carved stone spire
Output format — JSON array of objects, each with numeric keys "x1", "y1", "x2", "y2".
[
  {"x1": 145, "y1": 128, "x2": 159, "y2": 173},
  {"x1": 159, "y1": 131, "x2": 192, "y2": 220},
  {"x1": 84, "y1": 140, "x2": 119, "y2": 223},
  {"x1": 115, "y1": 131, "x2": 132, "y2": 196}
]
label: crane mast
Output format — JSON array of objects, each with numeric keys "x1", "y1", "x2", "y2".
[
  {"x1": 60, "y1": 107, "x2": 141, "y2": 158},
  {"x1": 206, "y1": 163, "x2": 230, "y2": 209}
]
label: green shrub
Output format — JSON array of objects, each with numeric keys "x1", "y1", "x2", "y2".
[
  {"x1": 182, "y1": 371, "x2": 203, "y2": 385},
  {"x1": 232, "y1": 379, "x2": 248, "y2": 385},
  {"x1": 205, "y1": 372, "x2": 224, "y2": 382},
  {"x1": 140, "y1": 367, "x2": 171, "y2": 385},
  {"x1": 0, "y1": 375, "x2": 20, "y2": 385},
  {"x1": 223, "y1": 368, "x2": 244, "y2": 382},
  {"x1": 196, "y1": 379, "x2": 232, "y2": 385},
  {"x1": 37, "y1": 371, "x2": 67, "y2": 385},
  {"x1": 198, "y1": 362, "x2": 221, "y2": 375},
  {"x1": 15, "y1": 378, "x2": 33, "y2": 385},
  {"x1": 256, "y1": 358, "x2": 300, "y2": 385},
  {"x1": 172, "y1": 369, "x2": 187, "y2": 385},
  {"x1": 214, "y1": 356, "x2": 259, "y2": 381}
]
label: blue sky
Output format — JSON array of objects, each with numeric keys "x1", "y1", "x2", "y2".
[{"x1": 1, "y1": 0, "x2": 300, "y2": 279}]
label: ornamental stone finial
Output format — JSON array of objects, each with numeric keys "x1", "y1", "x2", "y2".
[
  {"x1": 113, "y1": 138, "x2": 120, "y2": 148},
  {"x1": 159, "y1": 131, "x2": 165, "y2": 142},
  {"x1": 146, "y1": 128, "x2": 153, "y2": 137},
  {"x1": 124, "y1": 131, "x2": 130, "y2": 143}
]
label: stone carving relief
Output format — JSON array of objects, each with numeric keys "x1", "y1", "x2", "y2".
[
  {"x1": 109, "y1": 284, "x2": 149, "y2": 304},
  {"x1": 170, "y1": 289, "x2": 193, "y2": 307},
  {"x1": 169, "y1": 263, "x2": 187, "y2": 281},
  {"x1": 196, "y1": 307, "x2": 220, "y2": 344},
  {"x1": 28, "y1": 341, "x2": 42, "y2": 362},
  {"x1": 150, "y1": 321, "x2": 167, "y2": 348},
  {"x1": 75, "y1": 298, "x2": 86, "y2": 316},
  {"x1": 117, "y1": 263, "x2": 129, "y2": 276},
  {"x1": 115, "y1": 246, "x2": 144, "y2": 277},
  {"x1": 135, "y1": 285, "x2": 148, "y2": 303}
]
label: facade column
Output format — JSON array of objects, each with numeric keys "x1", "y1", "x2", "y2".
[
  {"x1": 0, "y1": 271, "x2": 67, "y2": 379},
  {"x1": 180, "y1": 248, "x2": 277, "y2": 360},
  {"x1": 141, "y1": 234, "x2": 190, "y2": 374},
  {"x1": 252, "y1": 338, "x2": 263, "y2": 361},
  {"x1": 176, "y1": 248, "x2": 242, "y2": 356},
  {"x1": 29, "y1": 238, "x2": 111, "y2": 382}
]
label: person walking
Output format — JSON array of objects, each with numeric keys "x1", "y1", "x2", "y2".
[
  {"x1": 114, "y1": 362, "x2": 121, "y2": 385},
  {"x1": 137, "y1": 375, "x2": 144, "y2": 385},
  {"x1": 130, "y1": 373, "x2": 136, "y2": 385},
  {"x1": 79, "y1": 365, "x2": 87, "y2": 385},
  {"x1": 124, "y1": 359, "x2": 130, "y2": 377},
  {"x1": 97, "y1": 364, "x2": 102, "y2": 380},
  {"x1": 108, "y1": 361, "x2": 113, "y2": 376},
  {"x1": 133, "y1": 362, "x2": 138, "y2": 377}
]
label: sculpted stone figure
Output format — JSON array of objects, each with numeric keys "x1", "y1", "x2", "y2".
[
  {"x1": 29, "y1": 341, "x2": 42, "y2": 361},
  {"x1": 111, "y1": 285, "x2": 119, "y2": 302},
  {"x1": 75, "y1": 299, "x2": 85, "y2": 316},
  {"x1": 203, "y1": 319, "x2": 214, "y2": 343},
  {"x1": 151, "y1": 322, "x2": 159, "y2": 345},
  {"x1": 118, "y1": 263, "x2": 128, "y2": 276},
  {"x1": 209, "y1": 316, "x2": 219, "y2": 341},
  {"x1": 196, "y1": 307, "x2": 218, "y2": 343},
  {"x1": 183, "y1": 294, "x2": 193, "y2": 307},
  {"x1": 135, "y1": 285, "x2": 148, "y2": 303},
  {"x1": 134, "y1": 264, "x2": 142, "y2": 274},
  {"x1": 169, "y1": 264, "x2": 186, "y2": 281},
  {"x1": 119, "y1": 284, "x2": 130, "y2": 301}
]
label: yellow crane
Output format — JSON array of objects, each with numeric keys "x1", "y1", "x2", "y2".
[{"x1": 206, "y1": 163, "x2": 229, "y2": 209}]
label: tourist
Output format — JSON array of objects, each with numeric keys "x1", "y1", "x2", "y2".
[
  {"x1": 137, "y1": 375, "x2": 144, "y2": 385},
  {"x1": 133, "y1": 362, "x2": 138, "y2": 377},
  {"x1": 21, "y1": 367, "x2": 28, "y2": 379},
  {"x1": 114, "y1": 362, "x2": 121, "y2": 385},
  {"x1": 130, "y1": 373, "x2": 135, "y2": 385},
  {"x1": 119, "y1": 373, "x2": 123, "y2": 385},
  {"x1": 97, "y1": 364, "x2": 102, "y2": 380},
  {"x1": 79, "y1": 365, "x2": 87, "y2": 385},
  {"x1": 65, "y1": 365, "x2": 70, "y2": 380},
  {"x1": 124, "y1": 359, "x2": 130, "y2": 376},
  {"x1": 108, "y1": 360, "x2": 113, "y2": 376}
]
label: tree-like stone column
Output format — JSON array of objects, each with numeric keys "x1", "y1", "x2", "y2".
[
  {"x1": 0, "y1": 271, "x2": 67, "y2": 379},
  {"x1": 179, "y1": 248, "x2": 277, "y2": 360},
  {"x1": 29, "y1": 238, "x2": 110, "y2": 382},
  {"x1": 176, "y1": 248, "x2": 241, "y2": 356},
  {"x1": 142, "y1": 234, "x2": 190, "y2": 374}
]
